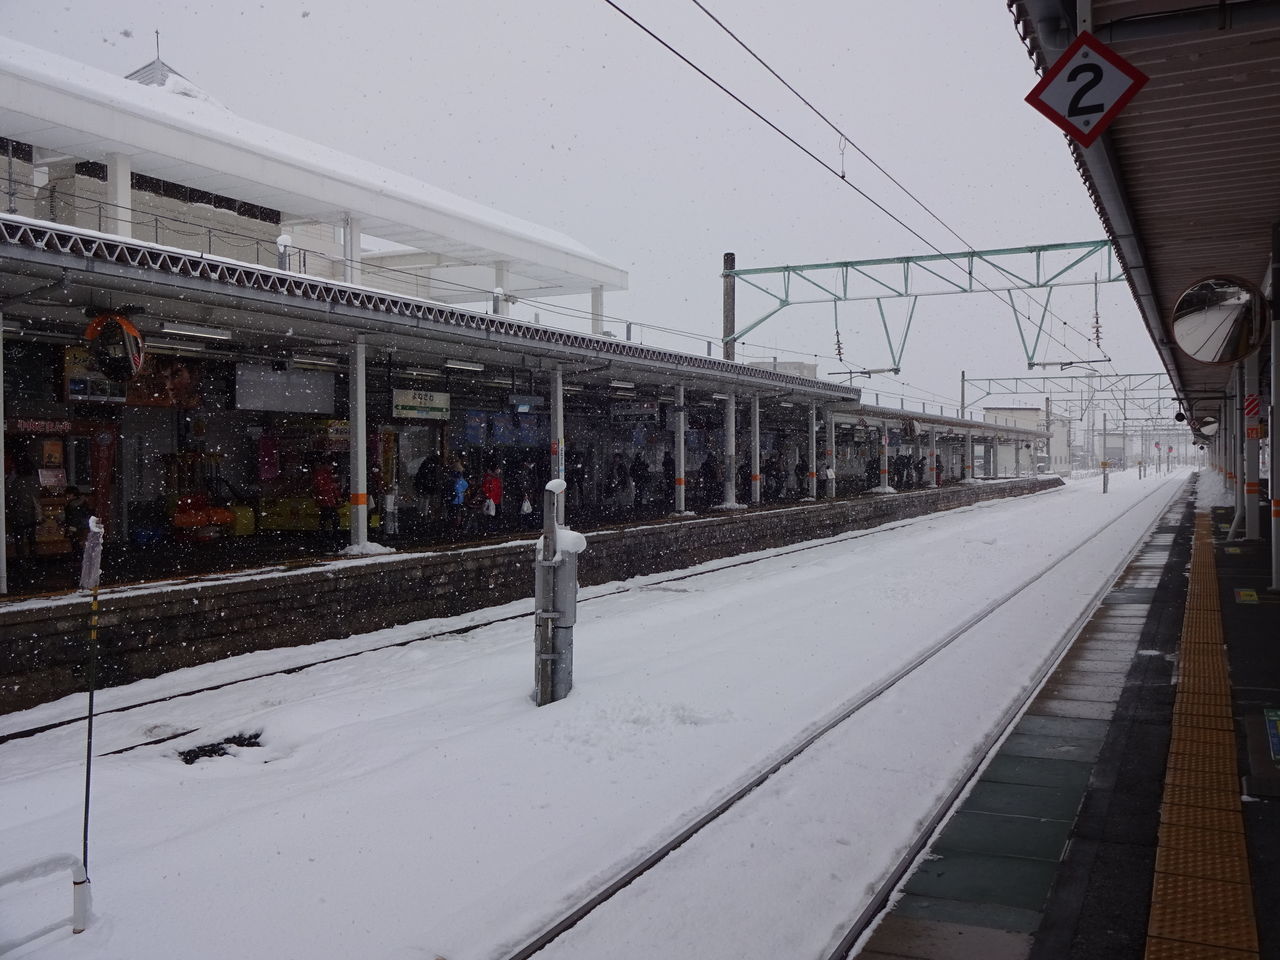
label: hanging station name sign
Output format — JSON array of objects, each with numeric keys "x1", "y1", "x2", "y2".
[{"x1": 392, "y1": 389, "x2": 451, "y2": 420}]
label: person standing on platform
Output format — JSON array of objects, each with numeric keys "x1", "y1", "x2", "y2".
[
  {"x1": 447, "y1": 458, "x2": 468, "y2": 532},
  {"x1": 480, "y1": 464, "x2": 504, "y2": 531},
  {"x1": 312, "y1": 460, "x2": 342, "y2": 536},
  {"x1": 629, "y1": 452, "x2": 650, "y2": 512}
]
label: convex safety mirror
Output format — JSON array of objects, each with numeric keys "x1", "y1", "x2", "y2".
[{"x1": 1170, "y1": 277, "x2": 1265, "y2": 364}]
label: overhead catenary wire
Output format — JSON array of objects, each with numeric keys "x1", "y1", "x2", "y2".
[{"x1": 605, "y1": 0, "x2": 1107, "y2": 366}]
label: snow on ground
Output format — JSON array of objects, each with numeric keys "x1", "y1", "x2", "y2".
[{"x1": 0, "y1": 469, "x2": 1190, "y2": 960}]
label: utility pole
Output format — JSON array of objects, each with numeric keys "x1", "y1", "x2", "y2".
[{"x1": 722, "y1": 252, "x2": 736, "y2": 362}]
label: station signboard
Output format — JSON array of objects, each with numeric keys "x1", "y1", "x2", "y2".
[
  {"x1": 392, "y1": 389, "x2": 450, "y2": 420},
  {"x1": 610, "y1": 402, "x2": 660, "y2": 424}
]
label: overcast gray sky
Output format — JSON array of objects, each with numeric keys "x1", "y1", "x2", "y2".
[{"x1": 2, "y1": 0, "x2": 1164, "y2": 411}]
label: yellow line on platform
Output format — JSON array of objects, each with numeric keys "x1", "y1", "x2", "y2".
[{"x1": 1145, "y1": 515, "x2": 1259, "y2": 959}]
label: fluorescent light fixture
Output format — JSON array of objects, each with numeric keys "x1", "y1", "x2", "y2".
[
  {"x1": 403, "y1": 367, "x2": 440, "y2": 378},
  {"x1": 443, "y1": 359, "x2": 484, "y2": 372},
  {"x1": 146, "y1": 338, "x2": 207, "y2": 353},
  {"x1": 293, "y1": 354, "x2": 340, "y2": 368},
  {"x1": 711, "y1": 393, "x2": 729, "y2": 400},
  {"x1": 161, "y1": 321, "x2": 231, "y2": 340},
  {"x1": 779, "y1": 401, "x2": 794, "y2": 408},
  {"x1": 608, "y1": 379, "x2": 635, "y2": 389}
]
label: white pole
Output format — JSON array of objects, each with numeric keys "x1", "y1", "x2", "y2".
[
  {"x1": 674, "y1": 384, "x2": 686, "y2": 513},
  {"x1": 552, "y1": 365, "x2": 565, "y2": 525},
  {"x1": 825, "y1": 410, "x2": 836, "y2": 499},
  {"x1": 722, "y1": 393, "x2": 737, "y2": 507},
  {"x1": 929, "y1": 424, "x2": 939, "y2": 488},
  {"x1": 348, "y1": 336, "x2": 368, "y2": 548},
  {"x1": 807, "y1": 403, "x2": 818, "y2": 499}
]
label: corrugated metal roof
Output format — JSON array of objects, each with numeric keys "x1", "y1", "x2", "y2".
[{"x1": 1007, "y1": 0, "x2": 1280, "y2": 422}]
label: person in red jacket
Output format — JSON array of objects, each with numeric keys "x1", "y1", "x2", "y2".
[
  {"x1": 480, "y1": 464, "x2": 503, "y2": 531},
  {"x1": 312, "y1": 460, "x2": 342, "y2": 534}
]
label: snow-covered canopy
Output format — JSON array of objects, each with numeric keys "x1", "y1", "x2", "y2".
[{"x1": 0, "y1": 36, "x2": 626, "y2": 301}]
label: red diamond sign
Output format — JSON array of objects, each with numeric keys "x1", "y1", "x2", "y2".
[{"x1": 1025, "y1": 31, "x2": 1148, "y2": 148}]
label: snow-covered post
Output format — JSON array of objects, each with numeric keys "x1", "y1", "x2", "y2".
[
  {"x1": 750, "y1": 395, "x2": 761, "y2": 504},
  {"x1": 349, "y1": 336, "x2": 368, "y2": 548},
  {"x1": 674, "y1": 384, "x2": 687, "y2": 514},
  {"x1": 534, "y1": 479, "x2": 582, "y2": 706}
]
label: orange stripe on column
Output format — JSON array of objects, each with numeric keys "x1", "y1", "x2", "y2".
[
  {"x1": 349, "y1": 493, "x2": 369, "y2": 506},
  {"x1": 674, "y1": 477, "x2": 685, "y2": 486}
]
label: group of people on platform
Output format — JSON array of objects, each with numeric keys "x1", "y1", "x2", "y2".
[{"x1": 399, "y1": 444, "x2": 964, "y2": 541}]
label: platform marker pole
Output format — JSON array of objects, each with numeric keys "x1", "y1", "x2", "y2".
[{"x1": 78, "y1": 517, "x2": 104, "y2": 881}]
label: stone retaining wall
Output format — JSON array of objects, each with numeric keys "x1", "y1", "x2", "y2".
[{"x1": 0, "y1": 477, "x2": 1062, "y2": 713}]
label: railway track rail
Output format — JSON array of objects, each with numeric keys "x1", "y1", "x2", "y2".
[{"x1": 495, "y1": 476, "x2": 1189, "y2": 960}]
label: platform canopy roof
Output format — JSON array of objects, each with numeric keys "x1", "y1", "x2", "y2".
[
  {"x1": 0, "y1": 37, "x2": 627, "y2": 303},
  {"x1": 1008, "y1": 1, "x2": 1280, "y2": 425}
]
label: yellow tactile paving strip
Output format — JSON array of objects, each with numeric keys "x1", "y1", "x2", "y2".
[{"x1": 1145, "y1": 516, "x2": 1259, "y2": 959}]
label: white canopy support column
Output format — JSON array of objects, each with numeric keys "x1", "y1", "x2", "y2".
[
  {"x1": 825, "y1": 410, "x2": 836, "y2": 499},
  {"x1": 1014, "y1": 438, "x2": 1022, "y2": 478},
  {"x1": 1244, "y1": 350, "x2": 1260, "y2": 540},
  {"x1": 991, "y1": 437, "x2": 1000, "y2": 478},
  {"x1": 674, "y1": 384, "x2": 687, "y2": 514},
  {"x1": 807, "y1": 403, "x2": 818, "y2": 499},
  {"x1": 750, "y1": 395, "x2": 761, "y2": 504},
  {"x1": 494, "y1": 261, "x2": 509, "y2": 317},
  {"x1": 552, "y1": 365, "x2": 565, "y2": 525},
  {"x1": 348, "y1": 336, "x2": 368, "y2": 549},
  {"x1": 722, "y1": 393, "x2": 738, "y2": 507},
  {"x1": 965, "y1": 429, "x2": 976, "y2": 483},
  {"x1": 106, "y1": 153, "x2": 131, "y2": 238},
  {"x1": 591, "y1": 285, "x2": 604, "y2": 336},
  {"x1": 876, "y1": 420, "x2": 894, "y2": 493},
  {"x1": 343, "y1": 214, "x2": 362, "y2": 285}
]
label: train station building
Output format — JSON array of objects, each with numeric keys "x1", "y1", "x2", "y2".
[{"x1": 0, "y1": 36, "x2": 1049, "y2": 604}]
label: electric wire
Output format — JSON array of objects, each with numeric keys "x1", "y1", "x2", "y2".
[{"x1": 604, "y1": 0, "x2": 1107, "y2": 366}]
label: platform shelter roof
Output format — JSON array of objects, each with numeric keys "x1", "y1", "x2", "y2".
[
  {"x1": 0, "y1": 36, "x2": 626, "y2": 304},
  {"x1": 1007, "y1": 2, "x2": 1280, "y2": 425},
  {"x1": 0, "y1": 214, "x2": 858, "y2": 408}
]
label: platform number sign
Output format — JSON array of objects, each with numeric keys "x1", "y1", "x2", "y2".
[{"x1": 1025, "y1": 32, "x2": 1148, "y2": 148}]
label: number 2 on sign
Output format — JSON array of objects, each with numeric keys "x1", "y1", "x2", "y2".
[{"x1": 1067, "y1": 62, "x2": 1105, "y2": 118}]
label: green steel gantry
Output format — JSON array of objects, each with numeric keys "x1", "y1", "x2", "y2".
[{"x1": 725, "y1": 240, "x2": 1124, "y2": 369}]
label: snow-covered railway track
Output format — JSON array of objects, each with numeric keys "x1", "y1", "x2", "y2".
[
  {"x1": 0, "y1": 494, "x2": 1035, "y2": 750},
  {"x1": 497, "y1": 477, "x2": 1188, "y2": 960}
]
